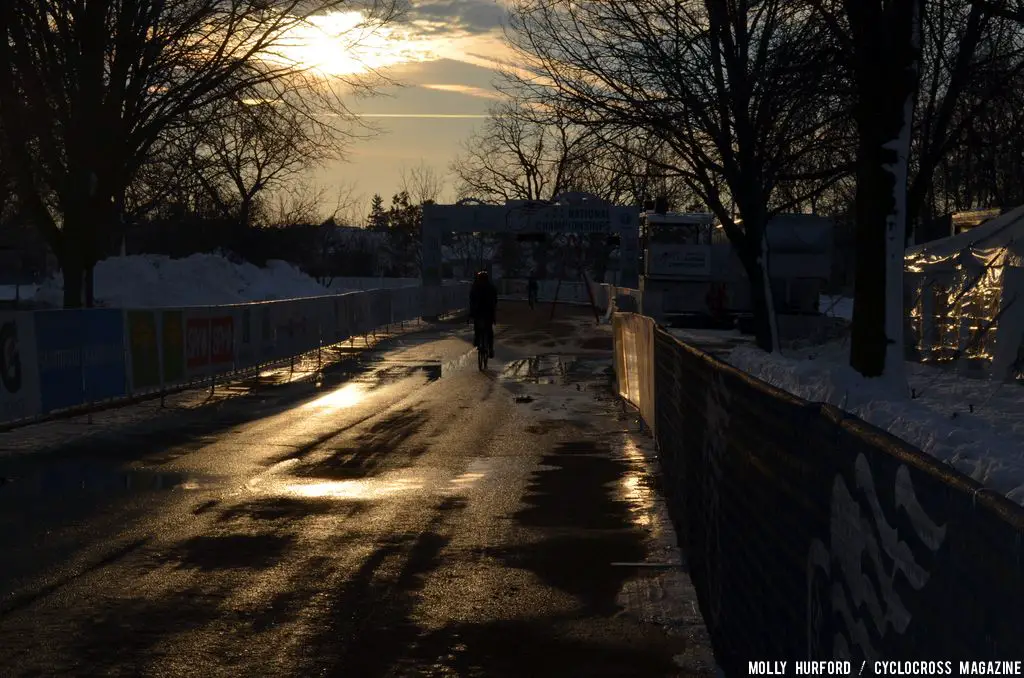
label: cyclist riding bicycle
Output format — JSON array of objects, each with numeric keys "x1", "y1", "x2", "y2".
[{"x1": 469, "y1": 270, "x2": 497, "y2": 358}]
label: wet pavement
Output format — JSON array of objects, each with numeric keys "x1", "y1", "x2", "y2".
[{"x1": 0, "y1": 303, "x2": 713, "y2": 677}]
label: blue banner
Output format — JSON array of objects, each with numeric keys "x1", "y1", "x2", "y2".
[
  {"x1": 34, "y1": 310, "x2": 86, "y2": 412},
  {"x1": 82, "y1": 309, "x2": 127, "y2": 402},
  {"x1": 35, "y1": 309, "x2": 127, "y2": 412}
]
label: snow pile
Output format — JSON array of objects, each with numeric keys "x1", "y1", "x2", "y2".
[
  {"x1": 34, "y1": 254, "x2": 334, "y2": 308},
  {"x1": 728, "y1": 342, "x2": 1024, "y2": 505}
]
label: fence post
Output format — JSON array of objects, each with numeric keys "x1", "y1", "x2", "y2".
[
  {"x1": 81, "y1": 344, "x2": 93, "y2": 425},
  {"x1": 317, "y1": 317, "x2": 323, "y2": 379},
  {"x1": 209, "y1": 318, "x2": 215, "y2": 396}
]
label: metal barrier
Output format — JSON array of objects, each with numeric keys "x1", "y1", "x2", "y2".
[
  {"x1": 0, "y1": 283, "x2": 471, "y2": 429},
  {"x1": 611, "y1": 311, "x2": 1024, "y2": 674},
  {"x1": 612, "y1": 312, "x2": 656, "y2": 435}
]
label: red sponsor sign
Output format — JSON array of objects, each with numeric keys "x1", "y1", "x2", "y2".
[
  {"x1": 185, "y1": 318, "x2": 209, "y2": 369},
  {"x1": 210, "y1": 316, "x2": 234, "y2": 364}
]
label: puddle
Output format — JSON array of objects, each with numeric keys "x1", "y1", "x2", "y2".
[
  {"x1": 501, "y1": 354, "x2": 612, "y2": 386},
  {"x1": 258, "y1": 468, "x2": 426, "y2": 501},
  {"x1": 0, "y1": 464, "x2": 212, "y2": 495}
]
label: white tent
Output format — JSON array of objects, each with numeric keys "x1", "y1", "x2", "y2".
[{"x1": 904, "y1": 205, "x2": 1024, "y2": 380}]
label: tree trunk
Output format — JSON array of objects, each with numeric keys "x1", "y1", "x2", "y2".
[
  {"x1": 849, "y1": 135, "x2": 889, "y2": 376},
  {"x1": 85, "y1": 265, "x2": 96, "y2": 308},
  {"x1": 60, "y1": 199, "x2": 109, "y2": 309},
  {"x1": 738, "y1": 227, "x2": 777, "y2": 353},
  {"x1": 61, "y1": 246, "x2": 85, "y2": 309},
  {"x1": 848, "y1": 0, "x2": 921, "y2": 383}
]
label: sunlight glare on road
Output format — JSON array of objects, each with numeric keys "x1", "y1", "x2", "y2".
[
  {"x1": 619, "y1": 436, "x2": 653, "y2": 528},
  {"x1": 450, "y1": 472, "x2": 485, "y2": 486},
  {"x1": 282, "y1": 476, "x2": 424, "y2": 499},
  {"x1": 303, "y1": 382, "x2": 368, "y2": 411}
]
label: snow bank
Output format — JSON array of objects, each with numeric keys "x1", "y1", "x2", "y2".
[
  {"x1": 728, "y1": 342, "x2": 1024, "y2": 505},
  {"x1": 35, "y1": 254, "x2": 334, "y2": 308}
]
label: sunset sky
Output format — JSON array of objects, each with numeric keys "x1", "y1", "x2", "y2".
[{"x1": 286, "y1": 1, "x2": 518, "y2": 221}]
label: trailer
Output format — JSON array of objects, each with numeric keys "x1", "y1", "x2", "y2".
[{"x1": 639, "y1": 211, "x2": 834, "y2": 326}]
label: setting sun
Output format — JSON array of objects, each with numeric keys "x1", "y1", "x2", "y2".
[{"x1": 274, "y1": 10, "x2": 435, "y2": 78}]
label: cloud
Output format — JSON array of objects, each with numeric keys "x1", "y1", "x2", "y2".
[
  {"x1": 402, "y1": 0, "x2": 508, "y2": 36},
  {"x1": 419, "y1": 83, "x2": 501, "y2": 99},
  {"x1": 355, "y1": 113, "x2": 489, "y2": 117}
]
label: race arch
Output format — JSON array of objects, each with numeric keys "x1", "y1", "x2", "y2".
[{"x1": 420, "y1": 192, "x2": 639, "y2": 289}]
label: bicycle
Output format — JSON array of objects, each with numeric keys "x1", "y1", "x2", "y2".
[
  {"x1": 478, "y1": 340, "x2": 489, "y2": 370},
  {"x1": 475, "y1": 319, "x2": 494, "y2": 371}
]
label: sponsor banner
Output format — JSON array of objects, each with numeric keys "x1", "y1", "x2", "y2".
[
  {"x1": 161, "y1": 310, "x2": 186, "y2": 385},
  {"x1": 366, "y1": 289, "x2": 391, "y2": 328},
  {"x1": 348, "y1": 292, "x2": 373, "y2": 335},
  {"x1": 209, "y1": 312, "x2": 236, "y2": 373},
  {"x1": 82, "y1": 309, "x2": 128, "y2": 402},
  {"x1": 33, "y1": 310, "x2": 86, "y2": 412},
  {"x1": 389, "y1": 286, "x2": 421, "y2": 323},
  {"x1": 184, "y1": 308, "x2": 236, "y2": 378},
  {"x1": 0, "y1": 311, "x2": 42, "y2": 423},
  {"x1": 254, "y1": 302, "x2": 277, "y2": 363},
  {"x1": 126, "y1": 310, "x2": 160, "y2": 392},
  {"x1": 408, "y1": 286, "x2": 424, "y2": 321},
  {"x1": 184, "y1": 309, "x2": 210, "y2": 376},
  {"x1": 236, "y1": 304, "x2": 260, "y2": 369},
  {"x1": 296, "y1": 298, "x2": 323, "y2": 352},
  {"x1": 269, "y1": 300, "x2": 318, "y2": 359},
  {"x1": 330, "y1": 295, "x2": 351, "y2": 343},
  {"x1": 316, "y1": 296, "x2": 342, "y2": 346},
  {"x1": 422, "y1": 286, "x2": 443, "y2": 317},
  {"x1": 34, "y1": 309, "x2": 127, "y2": 412}
]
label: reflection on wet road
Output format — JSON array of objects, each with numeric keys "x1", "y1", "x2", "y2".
[{"x1": 0, "y1": 306, "x2": 708, "y2": 677}]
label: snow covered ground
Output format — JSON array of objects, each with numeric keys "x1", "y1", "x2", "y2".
[
  {"x1": 662, "y1": 298, "x2": 1024, "y2": 505},
  {"x1": 728, "y1": 337, "x2": 1024, "y2": 506},
  {"x1": 31, "y1": 254, "x2": 337, "y2": 308}
]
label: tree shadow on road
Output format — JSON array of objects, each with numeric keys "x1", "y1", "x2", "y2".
[
  {"x1": 393, "y1": 617, "x2": 693, "y2": 678},
  {"x1": 291, "y1": 498, "x2": 466, "y2": 677},
  {"x1": 169, "y1": 533, "x2": 297, "y2": 571}
]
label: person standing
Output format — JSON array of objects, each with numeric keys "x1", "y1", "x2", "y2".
[
  {"x1": 527, "y1": 274, "x2": 539, "y2": 309},
  {"x1": 470, "y1": 271, "x2": 498, "y2": 358}
]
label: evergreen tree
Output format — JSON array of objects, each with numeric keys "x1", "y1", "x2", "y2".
[
  {"x1": 367, "y1": 193, "x2": 388, "y2": 231},
  {"x1": 385, "y1": 191, "x2": 422, "y2": 276}
]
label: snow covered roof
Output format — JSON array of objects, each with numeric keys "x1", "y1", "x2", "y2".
[{"x1": 906, "y1": 204, "x2": 1024, "y2": 258}]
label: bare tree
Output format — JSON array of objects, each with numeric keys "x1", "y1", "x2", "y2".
[
  {"x1": 266, "y1": 181, "x2": 361, "y2": 227},
  {"x1": 0, "y1": 0, "x2": 398, "y2": 307},
  {"x1": 970, "y1": 0, "x2": 1024, "y2": 22},
  {"x1": 451, "y1": 97, "x2": 592, "y2": 202},
  {"x1": 575, "y1": 130, "x2": 699, "y2": 209},
  {"x1": 193, "y1": 94, "x2": 335, "y2": 227},
  {"x1": 506, "y1": 0, "x2": 847, "y2": 351},
  {"x1": 399, "y1": 161, "x2": 447, "y2": 205},
  {"x1": 909, "y1": 0, "x2": 1024, "y2": 233},
  {"x1": 937, "y1": 63, "x2": 1024, "y2": 210}
]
